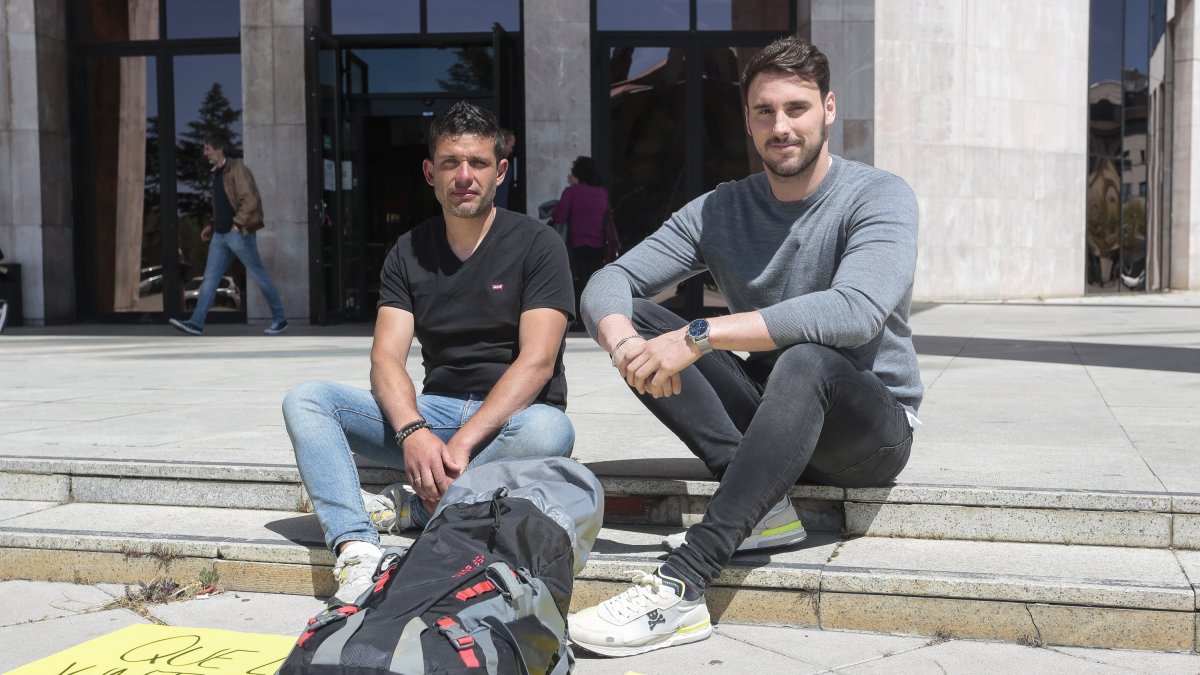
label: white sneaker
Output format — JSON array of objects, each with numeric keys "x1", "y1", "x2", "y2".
[
  {"x1": 662, "y1": 494, "x2": 806, "y2": 553},
  {"x1": 569, "y1": 567, "x2": 712, "y2": 657},
  {"x1": 362, "y1": 483, "x2": 418, "y2": 534},
  {"x1": 330, "y1": 543, "x2": 382, "y2": 606}
]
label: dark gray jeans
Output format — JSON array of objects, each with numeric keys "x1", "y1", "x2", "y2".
[{"x1": 629, "y1": 300, "x2": 913, "y2": 588}]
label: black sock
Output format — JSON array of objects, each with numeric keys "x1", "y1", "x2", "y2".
[{"x1": 659, "y1": 562, "x2": 705, "y2": 601}]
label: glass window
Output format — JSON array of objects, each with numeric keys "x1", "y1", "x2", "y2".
[
  {"x1": 165, "y1": 0, "x2": 239, "y2": 38},
  {"x1": 330, "y1": 0, "x2": 421, "y2": 34},
  {"x1": 72, "y1": 0, "x2": 161, "y2": 41},
  {"x1": 697, "y1": 0, "x2": 791, "y2": 31},
  {"x1": 609, "y1": 47, "x2": 687, "y2": 249},
  {"x1": 351, "y1": 46, "x2": 494, "y2": 94},
  {"x1": 173, "y1": 53, "x2": 246, "y2": 309},
  {"x1": 427, "y1": 0, "x2": 520, "y2": 33},
  {"x1": 598, "y1": 0, "x2": 689, "y2": 31},
  {"x1": 87, "y1": 56, "x2": 160, "y2": 312},
  {"x1": 702, "y1": 46, "x2": 761, "y2": 190}
]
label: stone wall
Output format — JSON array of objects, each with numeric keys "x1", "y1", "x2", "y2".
[
  {"x1": 1173, "y1": 0, "x2": 1200, "y2": 289},
  {"x1": 0, "y1": 0, "x2": 73, "y2": 325},
  {"x1": 875, "y1": 1, "x2": 1090, "y2": 300},
  {"x1": 523, "y1": 0, "x2": 590, "y2": 219},
  {"x1": 811, "y1": 0, "x2": 874, "y2": 165},
  {"x1": 239, "y1": 0, "x2": 317, "y2": 324}
]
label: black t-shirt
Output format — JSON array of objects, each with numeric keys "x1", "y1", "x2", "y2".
[{"x1": 378, "y1": 209, "x2": 575, "y2": 409}]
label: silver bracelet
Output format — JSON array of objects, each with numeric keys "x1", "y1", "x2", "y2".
[{"x1": 609, "y1": 334, "x2": 642, "y2": 366}]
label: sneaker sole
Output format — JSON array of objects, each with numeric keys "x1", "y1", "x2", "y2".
[
  {"x1": 662, "y1": 521, "x2": 808, "y2": 553},
  {"x1": 571, "y1": 619, "x2": 713, "y2": 657},
  {"x1": 739, "y1": 520, "x2": 807, "y2": 551}
]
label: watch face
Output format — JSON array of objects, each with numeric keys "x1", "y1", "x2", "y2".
[{"x1": 688, "y1": 319, "x2": 709, "y2": 339}]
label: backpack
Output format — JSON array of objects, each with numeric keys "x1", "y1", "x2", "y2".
[{"x1": 279, "y1": 456, "x2": 604, "y2": 674}]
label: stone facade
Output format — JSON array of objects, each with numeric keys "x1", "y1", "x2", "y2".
[
  {"x1": 0, "y1": 0, "x2": 73, "y2": 325},
  {"x1": 522, "y1": 0, "x2": 591, "y2": 219},
  {"x1": 812, "y1": 0, "x2": 875, "y2": 165},
  {"x1": 239, "y1": 0, "x2": 318, "y2": 324},
  {"x1": 875, "y1": 1, "x2": 1091, "y2": 300},
  {"x1": 1174, "y1": 0, "x2": 1200, "y2": 289},
  {"x1": 5, "y1": 0, "x2": 1200, "y2": 325}
]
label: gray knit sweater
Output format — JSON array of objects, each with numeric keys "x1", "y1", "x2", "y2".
[{"x1": 580, "y1": 155, "x2": 923, "y2": 411}]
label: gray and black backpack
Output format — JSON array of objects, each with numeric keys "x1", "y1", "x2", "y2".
[{"x1": 279, "y1": 456, "x2": 604, "y2": 674}]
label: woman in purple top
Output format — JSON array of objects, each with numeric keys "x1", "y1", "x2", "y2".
[{"x1": 550, "y1": 156, "x2": 609, "y2": 329}]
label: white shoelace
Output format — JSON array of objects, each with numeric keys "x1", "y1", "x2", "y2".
[
  {"x1": 603, "y1": 570, "x2": 671, "y2": 620},
  {"x1": 335, "y1": 554, "x2": 376, "y2": 584}
]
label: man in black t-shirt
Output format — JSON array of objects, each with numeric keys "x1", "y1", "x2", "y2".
[{"x1": 283, "y1": 102, "x2": 575, "y2": 605}]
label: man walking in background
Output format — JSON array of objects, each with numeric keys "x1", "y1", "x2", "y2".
[{"x1": 170, "y1": 132, "x2": 288, "y2": 336}]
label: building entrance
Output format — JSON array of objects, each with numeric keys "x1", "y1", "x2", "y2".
[{"x1": 306, "y1": 28, "x2": 521, "y2": 323}]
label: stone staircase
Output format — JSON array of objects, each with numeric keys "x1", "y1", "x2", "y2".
[{"x1": 1, "y1": 454, "x2": 1198, "y2": 653}]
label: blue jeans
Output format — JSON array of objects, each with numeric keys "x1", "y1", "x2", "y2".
[
  {"x1": 282, "y1": 381, "x2": 575, "y2": 552},
  {"x1": 189, "y1": 230, "x2": 285, "y2": 328}
]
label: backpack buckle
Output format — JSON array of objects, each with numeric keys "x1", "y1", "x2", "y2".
[{"x1": 434, "y1": 617, "x2": 475, "y2": 651}]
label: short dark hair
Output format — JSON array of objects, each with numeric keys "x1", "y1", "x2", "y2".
[
  {"x1": 570, "y1": 156, "x2": 602, "y2": 186},
  {"x1": 740, "y1": 36, "x2": 831, "y2": 102},
  {"x1": 427, "y1": 101, "x2": 504, "y2": 161},
  {"x1": 203, "y1": 131, "x2": 235, "y2": 156}
]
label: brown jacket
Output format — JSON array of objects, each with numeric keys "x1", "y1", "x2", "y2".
[{"x1": 216, "y1": 158, "x2": 265, "y2": 232}]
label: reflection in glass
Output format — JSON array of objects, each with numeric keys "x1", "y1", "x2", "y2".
[
  {"x1": 165, "y1": 0, "x2": 239, "y2": 39},
  {"x1": 427, "y1": 0, "x2": 520, "y2": 33},
  {"x1": 351, "y1": 47, "x2": 494, "y2": 94},
  {"x1": 330, "y1": 0, "x2": 420, "y2": 34},
  {"x1": 598, "y1": 0, "x2": 689, "y2": 30},
  {"x1": 89, "y1": 56, "x2": 158, "y2": 312},
  {"x1": 174, "y1": 54, "x2": 245, "y2": 311},
  {"x1": 73, "y1": 0, "x2": 160, "y2": 41},
  {"x1": 702, "y1": 47, "x2": 761, "y2": 190},
  {"x1": 697, "y1": 0, "x2": 791, "y2": 31},
  {"x1": 609, "y1": 47, "x2": 687, "y2": 250},
  {"x1": 1085, "y1": 0, "x2": 1168, "y2": 293}
]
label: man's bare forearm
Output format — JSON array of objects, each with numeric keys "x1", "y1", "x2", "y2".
[
  {"x1": 369, "y1": 349, "x2": 422, "y2": 431},
  {"x1": 451, "y1": 353, "x2": 554, "y2": 452}
]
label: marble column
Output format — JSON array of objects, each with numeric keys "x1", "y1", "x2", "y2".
[
  {"x1": 1173, "y1": 0, "x2": 1200, "y2": 289},
  {"x1": 522, "y1": 0, "x2": 590, "y2": 219},
  {"x1": 875, "y1": 0, "x2": 1090, "y2": 301},
  {"x1": 0, "y1": 0, "x2": 74, "y2": 325},
  {"x1": 239, "y1": 0, "x2": 318, "y2": 324},
  {"x1": 810, "y1": 0, "x2": 874, "y2": 165}
]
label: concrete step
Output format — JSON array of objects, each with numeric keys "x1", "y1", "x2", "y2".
[
  {"x1": 0, "y1": 499, "x2": 1197, "y2": 653},
  {"x1": 3, "y1": 456, "x2": 1199, "y2": 550}
]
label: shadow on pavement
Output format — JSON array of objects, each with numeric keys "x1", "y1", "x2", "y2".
[{"x1": 915, "y1": 335, "x2": 1200, "y2": 374}]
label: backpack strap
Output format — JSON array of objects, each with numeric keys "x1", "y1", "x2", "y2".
[
  {"x1": 485, "y1": 561, "x2": 526, "y2": 602},
  {"x1": 435, "y1": 616, "x2": 482, "y2": 669},
  {"x1": 388, "y1": 616, "x2": 427, "y2": 674},
  {"x1": 311, "y1": 607, "x2": 368, "y2": 666}
]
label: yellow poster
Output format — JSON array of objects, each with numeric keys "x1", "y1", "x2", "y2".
[{"x1": 5, "y1": 624, "x2": 296, "y2": 675}]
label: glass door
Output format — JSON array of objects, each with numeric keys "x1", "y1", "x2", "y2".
[
  {"x1": 307, "y1": 29, "x2": 367, "y2": 323},
  {"x1": 597, "y1": 38, "x2": 770, "y2": 319}
]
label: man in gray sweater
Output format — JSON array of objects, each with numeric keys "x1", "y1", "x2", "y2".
[{"x1": 569, "y1": 37, "x2": 923, "y2": 657}]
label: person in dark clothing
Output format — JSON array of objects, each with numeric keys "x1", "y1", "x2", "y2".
[
  {"x1": 169, "y1": 132, "x2": 288, "y2": 335},
  {"x1": 570, "y1": 36, "x2": 922, "y2": 657},
  {"x1": 282, "y1": 101, "x2": 575, "y2": 605}
]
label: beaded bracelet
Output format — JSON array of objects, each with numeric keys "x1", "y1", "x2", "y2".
[{"x1": 394, "y1": 419, "x2": 430, "y2": 447}]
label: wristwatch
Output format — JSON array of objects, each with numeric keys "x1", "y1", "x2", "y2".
[{"x1": 685, "y1": 318, "x2": 713, "y2": 355}]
